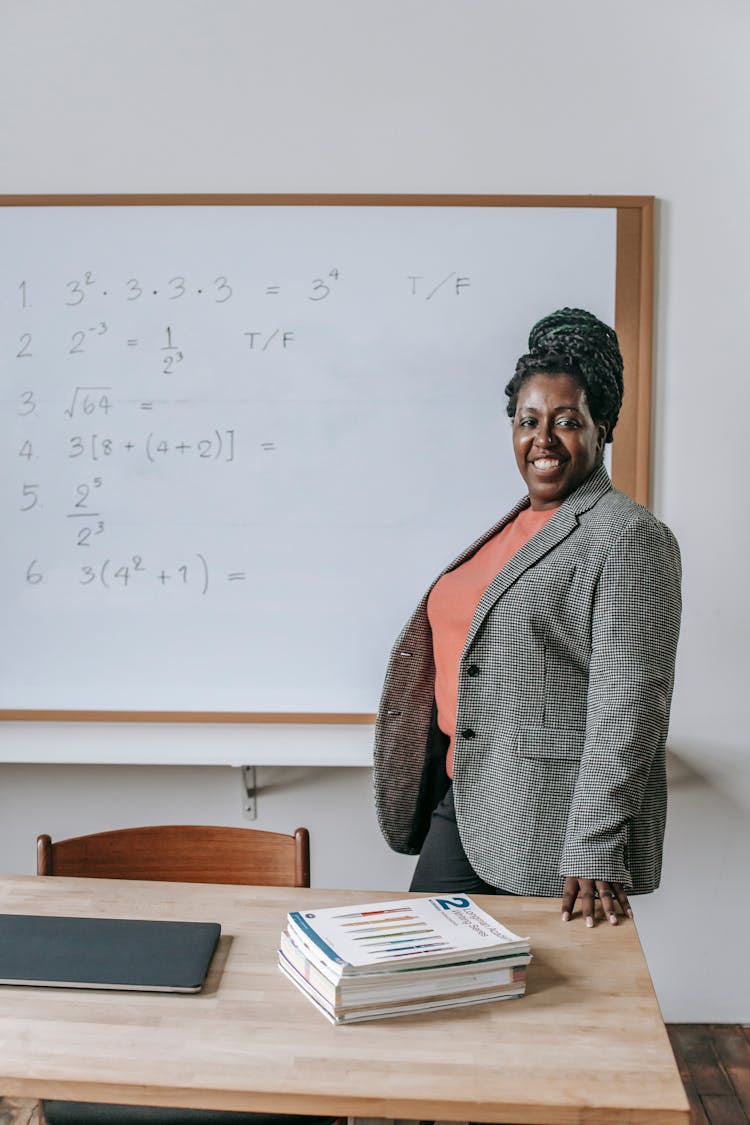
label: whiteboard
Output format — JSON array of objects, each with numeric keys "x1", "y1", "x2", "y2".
[{"x1": 0, "y1": 197, "x2": 638, "y2": 719}]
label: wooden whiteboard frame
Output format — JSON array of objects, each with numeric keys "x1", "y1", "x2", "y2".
[{"x1": 0, "y1": 193, "x2": 654, "y2": 726}]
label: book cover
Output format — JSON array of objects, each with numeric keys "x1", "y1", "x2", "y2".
[{"x1": 285, "y1": 894, "x2": 530, "y2": 978}]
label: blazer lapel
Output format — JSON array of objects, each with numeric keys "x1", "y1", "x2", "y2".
[{"x1": 463, "y1": 465, "x2": 613, "y2": 651}]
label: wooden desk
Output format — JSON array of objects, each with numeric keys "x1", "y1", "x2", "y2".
[{"x1": 0, "y1": 876, "x2": 688, "y2": 1124}]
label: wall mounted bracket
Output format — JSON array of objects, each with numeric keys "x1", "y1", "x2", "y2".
[{"x1": 241, "y1": 765, "x2": 257, "y2": 820}]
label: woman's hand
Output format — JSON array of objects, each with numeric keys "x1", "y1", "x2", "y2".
[{"x1": 561, "y1": 877, "x2": 632, "y2": 927}]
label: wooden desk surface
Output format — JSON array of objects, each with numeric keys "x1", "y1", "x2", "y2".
[{"x1": 0, "y1": 876, "x2": 688, "y2": 1125}]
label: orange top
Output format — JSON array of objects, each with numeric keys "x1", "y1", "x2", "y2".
[{"x1": 427, "y1": 505, "x2": 558, "y2": 777}]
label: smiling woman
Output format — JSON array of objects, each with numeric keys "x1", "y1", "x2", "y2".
[
  {"x1": 511, "y1": 373, "x2": 607, "y2": 511},
  {"x1": 373, "y1": 308, "x2": 683, "y2": 929}
]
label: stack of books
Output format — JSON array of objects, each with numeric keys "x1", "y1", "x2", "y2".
[{"x1": 277, "y1": 894, "x2": 532, "y2": 1024}]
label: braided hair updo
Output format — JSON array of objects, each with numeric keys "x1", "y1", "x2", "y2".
[{"x1": 505, "y1": 307, "x2": 624, "y2": 442}]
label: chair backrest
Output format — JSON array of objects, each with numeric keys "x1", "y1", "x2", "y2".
[{"x1": 36, "y1": 824, "x2": 310, "y2": 887}]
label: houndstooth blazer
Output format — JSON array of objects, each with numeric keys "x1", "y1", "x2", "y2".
[{"x1": 373, "y1": 465, "x2": 682, "y2": 896}]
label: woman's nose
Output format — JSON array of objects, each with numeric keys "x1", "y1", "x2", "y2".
[{"x1": 533, "y1": 422, "x2": 555, "y2": 446}]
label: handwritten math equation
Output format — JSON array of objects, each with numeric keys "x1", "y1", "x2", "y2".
[
  {"x1": 24, "y1": 552, "x2": 249, "y2": 596},
  {"x1": 16, "y1": 320, "x2": 298, "y2": 376},
  {"x1": 16, "y1": 267, "x2": 470, "y2": 310}
]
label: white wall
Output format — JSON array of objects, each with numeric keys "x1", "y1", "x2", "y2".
[{"x1": 1, "y1": 0, "x2": 748, "y2": 1022}]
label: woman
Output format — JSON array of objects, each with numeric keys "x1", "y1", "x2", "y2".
[{"x1": 373, "y1": 308, "x2": 681, "y2": 927}]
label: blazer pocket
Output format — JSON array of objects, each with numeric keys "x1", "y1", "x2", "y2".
[{"x1": 516, "y1": 726, "x2": 585, "y2": 760}]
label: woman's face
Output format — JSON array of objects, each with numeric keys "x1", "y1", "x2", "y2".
[{"x1": 512, "y1": 372, "x2": 607, "y2": 511}]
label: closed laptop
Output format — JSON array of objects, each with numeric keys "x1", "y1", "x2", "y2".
[{"x1": 0, "y1": 913, "x2": 221, "y2": 993}]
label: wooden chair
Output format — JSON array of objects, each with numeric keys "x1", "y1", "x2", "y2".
[
  {"x1": 36, "y1": 824, "x2": 310, "y2": 886},
  {"x1": 35, "y1": 824, "x2": 335, "y2": 1125}
]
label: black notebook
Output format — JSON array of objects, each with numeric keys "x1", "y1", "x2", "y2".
[{"x1": 0, "y1": 913, "x2": 221, "y2": 993}]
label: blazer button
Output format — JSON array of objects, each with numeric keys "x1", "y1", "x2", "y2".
[
  {"x1": 461, "y1": 728, "x2": 476, "y2": 740},
  {"x1": 466, "y1": 664, "x2": 480, "y2": 677}
]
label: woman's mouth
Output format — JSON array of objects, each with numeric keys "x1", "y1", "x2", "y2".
[{"x1": 530, "y1": 457, "x2": 564, "y2": 472}]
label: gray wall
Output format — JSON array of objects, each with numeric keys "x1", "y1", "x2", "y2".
[{"x1": 1, "y1": 0, "x2": 749, "y2": 1021}]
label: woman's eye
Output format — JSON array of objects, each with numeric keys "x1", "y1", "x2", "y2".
[
  {"x1": 556, "y1": 416, "x2": 579, "y2": 428},
  {"x1": 518, "y1": 417, "x2": 536, "y2": 427}
]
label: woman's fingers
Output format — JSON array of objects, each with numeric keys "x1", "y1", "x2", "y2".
[
  {"x1": 595, "y1": 880, "x2": 619, "y2": 925},
  {"x1": 561, "y1": 876, "x2": 579, "y2": 921},
  {"x1": 611, "y1": 882, "x2": 634, "y2": 919},
  {"x1": 579, "y1": 879, "x2": 597, "y2": 926},
  {"x1": 561, "y1": 878, "x2": 633, "y2": 925}
]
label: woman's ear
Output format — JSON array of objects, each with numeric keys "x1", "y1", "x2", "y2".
[{"x1": 596, "y1": 422, "x2": 608, "y2": 459}]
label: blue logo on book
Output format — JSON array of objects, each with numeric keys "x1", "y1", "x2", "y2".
[{"x1": 433, "y1": 895, "x2": 471, "y2": 911}]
